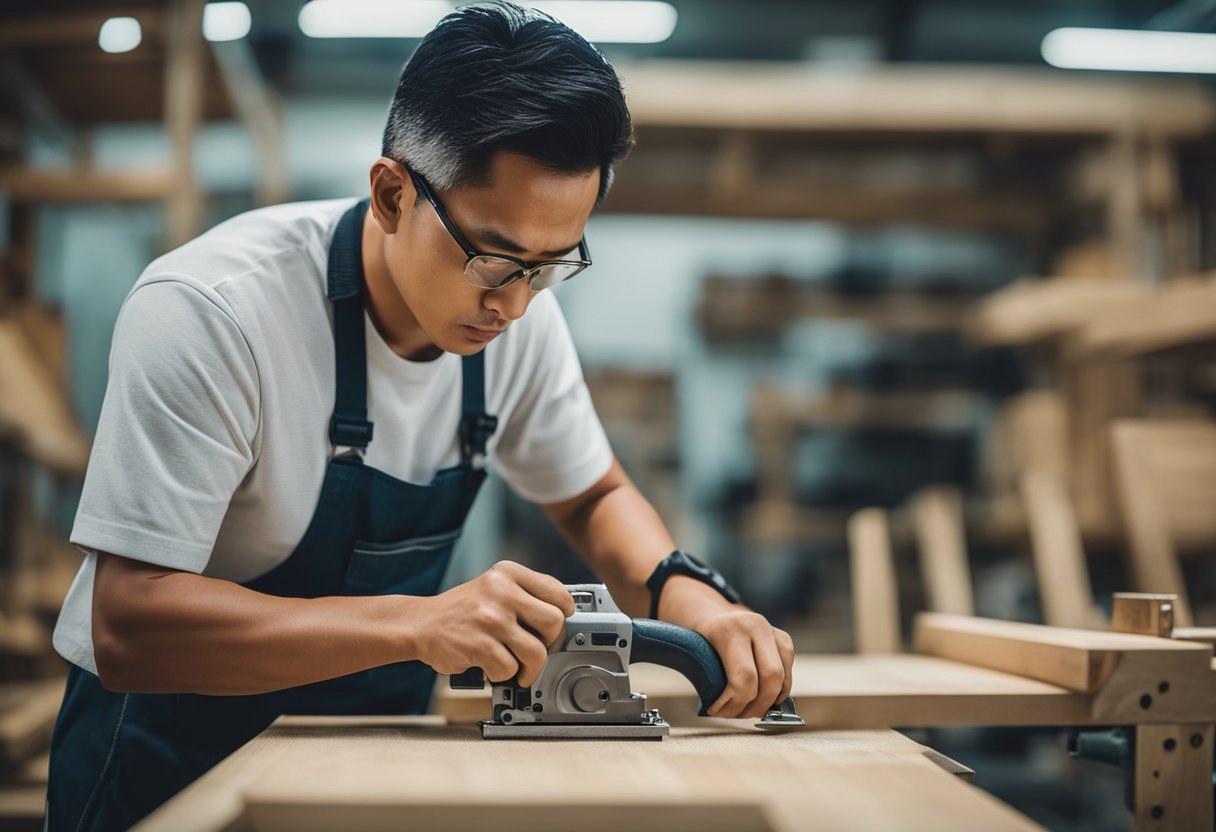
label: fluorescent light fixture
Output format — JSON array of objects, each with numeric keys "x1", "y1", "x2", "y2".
[
  {"x1": 299, "y1": 0, "x2": 452, "y2": 38},
  {"x1": 298, "y1": 0, "x2": 677, "y2": 43},
  {"x1": 204, "y1": 2, "x2": 252, "y2": 42},
  {"x1": 98, "y1": 16, "x2": 142, "y2": 53},
  {"x1": 530, "y1": 1, "x2": 677, "y2": 43},
  {"x1": 1042, "y1": 27, "x2": 1216, "y2": 74}
]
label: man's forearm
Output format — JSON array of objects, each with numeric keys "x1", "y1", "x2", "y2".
[
  {"x1": 545, "y1": 459, "x2": 726, "y2": 622},
  {"x1": 93, "y1": 552, "x2": 423, "y2": 695}
]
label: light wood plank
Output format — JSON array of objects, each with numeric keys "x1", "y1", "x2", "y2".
[
  {"x1": 138, "y1": 716, "x2": 1043, "y2": 832},
  {"x1": 437, "y1": 654, "x2": 1094, "y2": 729},
  {"x1": 911, "y1": 485, "x2": 974, "y2": 616},
  {"x1": 848, "y1": 509, "x2": 901, "y2": 654},
  {"x1": 1074, "y1": 277, "x2": 1216, "y2": 359},
  {"x1": 1109, "y1": 421, "x2": 1216, "y2": 628},
  {"x1": 620, "y1": 64, "x2": 1215, "y2": 137},
  {"x1": 912, "y1": 613, "x2": 1209, "y2": 693},
  {"x1": 967, "y1": 278, "x2": 1149, "y2": 346},
  {"x1": 1019, "y1": 470, "x2": 1100, "y2": 629},
  {"x1": 0, "y1": 678, "x2": 65, "y2": 766}
]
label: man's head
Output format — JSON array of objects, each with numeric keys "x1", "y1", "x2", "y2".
[{"x1": 367, "y1": 2, "x2": 634, "y2": 358}]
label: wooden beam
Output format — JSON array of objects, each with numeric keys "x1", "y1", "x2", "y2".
[
  {"x1": 1109, "y1": 422, "x2": 1199, "y2": 628},
  {"x1": 910, "y1": 485, "x2": 974, "y2": 616},
  {"x1": 163, "y1": 0, "x2": 205, "y2": 249},
  {"x1": 912, "y1": 612, "x2": 1213, "y2": 715},
  {"x1": 848, "y1": 509, "x2": 901, "y2": 654},
  {"x1": 603, "y1": 178, "x2": 1044, "y2": 227},
  {"x1": 966, "y1": 278, "x2": 1150, "y2": 347},
  {"x1": 0, "y1": 320, "x2": 90, "y2": 476},
  {"x1": 1019, "y1": 471, "x2": 1100, "y2": 630},
  {"x1": 0, "y1": 8, "x2": 165, "y2": 50},
  {"x1": 619, "y1": 64, "x2": 1216, "y2": 138},
  {"x1": 1072, "y1": 277, "x2": 1216, "y2": 360},
  {"x1": 0, "y1": 678, "x2": 65, "y2": 767},
  {"x1": 0, "y1": 167, "x2": 176, "y2": 203},
  {"x1": 210, "y1": 40, "x2": 290, "y2": 207}
]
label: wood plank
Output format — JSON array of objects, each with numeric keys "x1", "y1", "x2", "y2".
[
  {"x1": 0, "y1": 678, "x2": 65, "y2": 766},
  {"x1": 436, "y1": 654, "x2": 1094, "y2": 729},
  {"x1": 967, "y1": 278, "x2": 1149, "y2": 347},
  {"x1": 1109, "y1": 421, "x2": 1215, "y2": 628},
  {"x1": 1019, "y1": 471, "x2": 1100, "y2": 629},
  {"x1": 1073, "y1": 277, "x2": 1216, "y2": 360},
  {"x1": 910, "y1": 485, "x2": 974, "y2": 616},
  {"x1": 138, "y1": 716, "x2": 1043, "y2": 832},
  {"x1": 0, "y1": 167, "x2": 176, "y2": 203},
  {"x1": 0, "y1": 321, "x2": 90, "y2": 476},
  {"x1": 848, "y1": 509, "x2": 901, "y2": 654},
  {"x1": 912, "y1": 613, "x2": 1210, "y2": 694},
  {"x1": 620, "y1": 64, "x2": 1216, "y2": 137}
]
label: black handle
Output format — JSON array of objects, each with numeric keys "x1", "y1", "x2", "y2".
[
  {"x1": 630, "y1": 618, "x2": 727, "y2": 716},
  {"x1": 449, "y1": 667, "x2": 486, "y2": 690}
]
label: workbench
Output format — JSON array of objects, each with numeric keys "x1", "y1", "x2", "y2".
[
  {"x1": 439, "y1": 611, "x2": 1216, "y2": 831},
  {"x1": 135, "y1": 716, "x2": 1041, "y2": 832}
]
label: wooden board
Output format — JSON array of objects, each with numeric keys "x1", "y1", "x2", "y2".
[
  {"x1": 620, "y1": 64, "x2": 1215, "y2": 137},
  {"x1": 847, "y1": 509, "x2": 901, "y2": 654},
  {"x1": 136, "y1": 717, "x2": 1042, "y2": 832},
  {"x1": 0, "y1": 678, "x2": 66, "y2": 767},
  {"x1": 0, "y1": 321, "x2": 90, "y2": 476},
  {"x1": 966, "y1": 278, "x2": 1150, "y2": 347},
  {"x1": 438, "y1": 654, "x2": 1094, "y2": 729},
  {"x1": 910, "y1": 486, "x2": 974, "y2": 616},
  {"x1": 1019, "y1": 471, "x2": 1101, "y2": 630},
  {"x1": 1073, "y1": 277, "x2": 1216, "y2": 360},
  {"x1": 913, "y1": 613, "x2": 1215, "y2": 724}
]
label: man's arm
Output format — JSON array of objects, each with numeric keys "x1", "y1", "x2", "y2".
[
  {"x1": 541, "y1": 457, "x2": 794, "y2": 720},
  {"x1": 91, "y1": 552, "x2": 573, "y2": 695}
]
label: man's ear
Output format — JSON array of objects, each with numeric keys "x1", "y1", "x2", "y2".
[{"x1": 368, "y1": 157, "x2": 413, "y2": 234}]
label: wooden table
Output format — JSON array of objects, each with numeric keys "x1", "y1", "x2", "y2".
[{"x1": 136, "y1": 716, "x2": 1042, "y2": 832}]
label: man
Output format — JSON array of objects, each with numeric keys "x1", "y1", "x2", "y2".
[{"x1": 46, "y1": 3, "x2": 794, "y2": 829}]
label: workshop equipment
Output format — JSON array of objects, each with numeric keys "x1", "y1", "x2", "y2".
[{"x1": 449, "y1": 583, "x2": 803, "y2": 739}]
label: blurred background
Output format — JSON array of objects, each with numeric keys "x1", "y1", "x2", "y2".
[{"x1": 2, "y1": 1, "x2": 1216, "y2": 829}]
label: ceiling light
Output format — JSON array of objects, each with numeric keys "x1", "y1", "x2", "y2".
[
  {"x1": 530, "y1": 2, "x2": 677, "y2": 43},
  {"x1": 298, "y1": 0, "x2": 677, "y2": 43},
  {"x1": 1042, "y1": 27, "x2": 1216, "y2": 74},
  {"x1": 98, "y1": 17, "x2": 142, "y2": 53},
  {"x1": 204, "y1": 2, "x2": 252, "y2": 42},
  {"x1": 299, "y1": 0, "x2": 452, "y2": 38}
]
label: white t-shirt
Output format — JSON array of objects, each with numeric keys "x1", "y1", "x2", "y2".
[{"x1": 53, "y1": 198, "x2": 613, "y2": 675}]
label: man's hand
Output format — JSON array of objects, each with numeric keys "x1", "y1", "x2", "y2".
[
  {"x1": 657, "y1": 574, "x2": 794, "y2": 719},
  {"x1": 414, "y1": 560, "x2": 575, "y2": 687},
  {"x1": 693, "y1": 609, "x2": 795, "y2": 719}
]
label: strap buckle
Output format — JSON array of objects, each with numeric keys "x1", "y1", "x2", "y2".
[
  {"x1": 329, "y1": 414, "x2": 374, "y2": 448},
  {"x1": 460, "y1": 413, "x2": 499, "y2": 470}
]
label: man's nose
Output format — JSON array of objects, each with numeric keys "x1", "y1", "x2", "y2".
[{"x1": 482, "y1": 276, "x2": 534, "y2": 321}]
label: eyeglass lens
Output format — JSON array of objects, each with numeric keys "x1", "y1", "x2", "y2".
[{"x1": 465, "y1": 256, "x2": 585, "y2": 291}]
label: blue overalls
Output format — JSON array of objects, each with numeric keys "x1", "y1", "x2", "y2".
[{"x1": 46, "y1": 199, "x2": 498, "y2": 831}]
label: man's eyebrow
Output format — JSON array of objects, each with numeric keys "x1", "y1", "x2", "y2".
[{"x1": 472, "y1": 226, "x2": 580, "y2": 259}]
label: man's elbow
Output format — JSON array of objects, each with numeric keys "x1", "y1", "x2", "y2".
[{"x1": 91, "y1": 607, "x2": 140, "y2": 692}]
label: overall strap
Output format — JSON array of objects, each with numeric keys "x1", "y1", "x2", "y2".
[
  {"x1": 326, "y1": 199, "x2": 374, "y2": 450},
  {"x1": 459, "y1": 351, "x2": 497, "y2": 470}
]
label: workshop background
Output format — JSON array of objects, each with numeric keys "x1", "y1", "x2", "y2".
[{"x1": 2, "y1": 1, "x2": 1216, "y2": 830}]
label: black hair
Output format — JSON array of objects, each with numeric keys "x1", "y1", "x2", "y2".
[{"x1": 381, "y1": 1, "x2": 634, "y2": 206}]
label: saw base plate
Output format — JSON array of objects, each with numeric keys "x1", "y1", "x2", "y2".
[{"x1": 478, "y1": 719, "x2": 671, "y2": 740}]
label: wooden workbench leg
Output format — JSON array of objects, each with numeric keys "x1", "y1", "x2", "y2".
[{"x1": 1133, "y1": 723, "x2": 1213, "y2": 832}]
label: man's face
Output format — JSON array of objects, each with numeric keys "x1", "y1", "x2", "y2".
[{"x1": 386, "y1": 151, "x2": 599, "y2": 356}]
